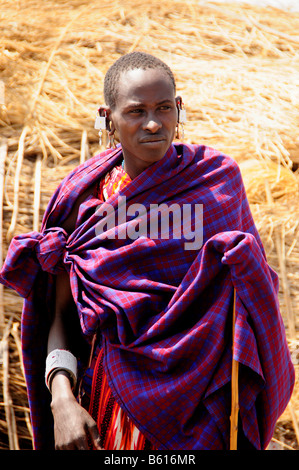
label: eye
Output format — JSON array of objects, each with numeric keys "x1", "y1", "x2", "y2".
[
  {"x1": 159, "y1": 105, "x2": 172, "y2": 111},
  {"x1": 129, "y1": 108, "x2": 143, "y2": 114}
]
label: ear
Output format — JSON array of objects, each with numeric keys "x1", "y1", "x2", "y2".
[
  {"x1": 98, "y1": 105, "x2": 109, "y2": 117},
  {"x1": 108, "y1": 113, "x2": 116, "y2": 135},
  {"x1": 98, "y1": 105, "x2": 115, "y2": 134},
  {"x1": 175, "y1": 96, "x2": 183, "y2": 121},
  {"x1": 175, "y1": 96, "x2": 182, "y2": 107}
]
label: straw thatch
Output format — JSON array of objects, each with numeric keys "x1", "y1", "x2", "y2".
[{"x1": 0, "y1": 0, "x2": 298, "y2": 450}]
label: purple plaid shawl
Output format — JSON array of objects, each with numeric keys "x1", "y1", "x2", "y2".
[{"x1": 0, "y1": 143, "x2": 294, "y2": 450}]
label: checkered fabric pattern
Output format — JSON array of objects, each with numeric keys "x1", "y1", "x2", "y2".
[{"x1": 0, "y1": 143, "x2": 295, "y2": 450}]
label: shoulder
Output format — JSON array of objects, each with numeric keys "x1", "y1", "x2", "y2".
[
  {"x1": 41, "y1": 148, "x2": 122, "y2": 230},
  {"x1": 180, "y1": 142, "x2": 241, "y2": 175},
  {"x1": 65, "y1": 148, "x2": 116, "y2": 180},
  {"x1": 52, "y1": 148, "x2": 121, "y2": 199},
  {"x1": 181, "y1": 143, "x2": 246, "y2": 201},
  {"x1": 196, "y1": 143, "x2": 238, "y2": 166}
]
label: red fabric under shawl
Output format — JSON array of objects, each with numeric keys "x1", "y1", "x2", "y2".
[
  {"x1": 83, "y1": 162, "x2": 156, "y2": 449},
  {"x1": 98, "y1": 162, "x2": 132, "y2": 202},
  {"x1": 0, "y1": 143, "x2": 295, "y2": 450},
  {"x1": 86, "y1": 345, "x2": 156, "y2": 450}
]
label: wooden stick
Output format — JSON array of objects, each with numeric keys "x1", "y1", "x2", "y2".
[
  {"x1": 2, "y1": 320, "x2": 20, "y2": 450},
  {"x1": 246, "y1": 15, "x2": 299, "y2": 45},
  {"x1": 264, "y1": 178, "x2": 296, "y2": 339},
  {"x1": 11, "y1": 322, "x2": 34, "y2": 443},
  {"x1": 40, "y1": 130, "x2": 63, "y2": 164},
  {"x1": 0, "y1": 80, "x2": 4, "y2": 106},
  {"x1": 230, "y1": 288, "x2": 239, "y2": 450},
  {"x1": 288, "y1": 400, "x2": 299, "y2": 447},
  {"x1": 0, "y1": 137, "x2": 7, "y2": 329},
  {"x1": 6, "y1": 126, "x2": 28, "y2": 242},
  {"x1": 275, "y1": 229, "x2": 296, "y2": 339},
  {"x1": 80, "y1": 130, "x2": 88, "y2": 164},
  {"x1": 269, "y1": 437, "x2": 295, "y2": 451},
  {"x1": 33, "y1": 154, "x2": 42, "y2": 232}
]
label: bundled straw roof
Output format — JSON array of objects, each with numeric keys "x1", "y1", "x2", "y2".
[{"x1": 0, "y1": 0, "x2": 298, "y2": 450}]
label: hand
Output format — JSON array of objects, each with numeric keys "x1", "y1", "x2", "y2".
[
  {"x1": 51, "y1": 395, "x2": 102, "y2": 450},
  {"x1": 50, "y1": 372, "x2": 102, "y2": 450}
]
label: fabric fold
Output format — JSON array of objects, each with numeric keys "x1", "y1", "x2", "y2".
[
  {"x1": 35, "y1": 227, "x2": 68, "y2": 274},
  {"x1": 0, "y1": 227, "x2": 68, "y2": 298}
]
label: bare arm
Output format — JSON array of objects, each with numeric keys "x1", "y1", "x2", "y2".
[
  {"x1": 48, "y1": 269, "x2": 73, "y2": 353},
  {"x1": 47, "y1": 267, "x2": 101, "y2": 450}
]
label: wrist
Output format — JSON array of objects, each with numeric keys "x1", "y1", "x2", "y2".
[{"x1": 50, "y1": 372, "x2": 75, "y2": 407}]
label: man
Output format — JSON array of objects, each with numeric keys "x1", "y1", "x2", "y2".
[{"x1": 0, "y1": 52, "x2": 295, "y2": 450}]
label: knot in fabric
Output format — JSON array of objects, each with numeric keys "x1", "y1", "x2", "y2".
[{"x1": 35, "y1": 227, "x2": 68, "y2": 274}]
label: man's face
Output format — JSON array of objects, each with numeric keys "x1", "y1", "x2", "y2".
[{"x1": 109, "y1": 68, "x2": 178, "y2": 178}]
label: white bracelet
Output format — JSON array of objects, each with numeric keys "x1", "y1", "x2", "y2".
[{"x1": 45, "y1": 349, "x2": 77, "y2": 392}]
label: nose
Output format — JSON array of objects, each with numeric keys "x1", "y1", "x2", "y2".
[{"x1": 143, "y1": 112, "x2": 162, "y2": 133}]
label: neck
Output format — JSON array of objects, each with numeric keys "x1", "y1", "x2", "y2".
[{"x1": 123, "y1": 157, "x2": 153, "y2": 180}]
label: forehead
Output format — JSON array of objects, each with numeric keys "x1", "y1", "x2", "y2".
[{"x1": 115, "y1": 68, "x2": 175, "y2": 107}]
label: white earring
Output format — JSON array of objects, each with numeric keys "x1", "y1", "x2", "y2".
[
  {"x1": 176, "y1": 101, "x2": 187, "y2": 141},
  {"x1": 178, "y1": 104, "x2": 187, "y2": 141},
  {"x1": 94, "y1": 110, "x2": 107, "y2": 146}
]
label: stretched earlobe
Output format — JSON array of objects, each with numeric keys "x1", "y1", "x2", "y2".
[
  {"x1": 175, "y1": 96, "x2": 187, "y2": 141},
  {"x1": 94, "y1": 106, "x2": 115, "y2": 147},
  {"x1": 107, "y1": 119, "x2": 117, "y2": 149},
  {"x1": 106, "y1": 132, "x2": 116, "y2": 149}
]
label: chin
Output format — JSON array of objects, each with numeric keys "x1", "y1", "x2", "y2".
[{"x1": 141, "y1": 143, "x2": 170, "y2": 160}]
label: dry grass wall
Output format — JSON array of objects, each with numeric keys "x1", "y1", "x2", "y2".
[{"x1": 0, "y1": 0, "x2": 298, "y2": 450}]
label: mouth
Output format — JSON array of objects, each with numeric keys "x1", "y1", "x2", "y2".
[{"x1": 139, "y1": 136, "x2": 166, "y2": 143}]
